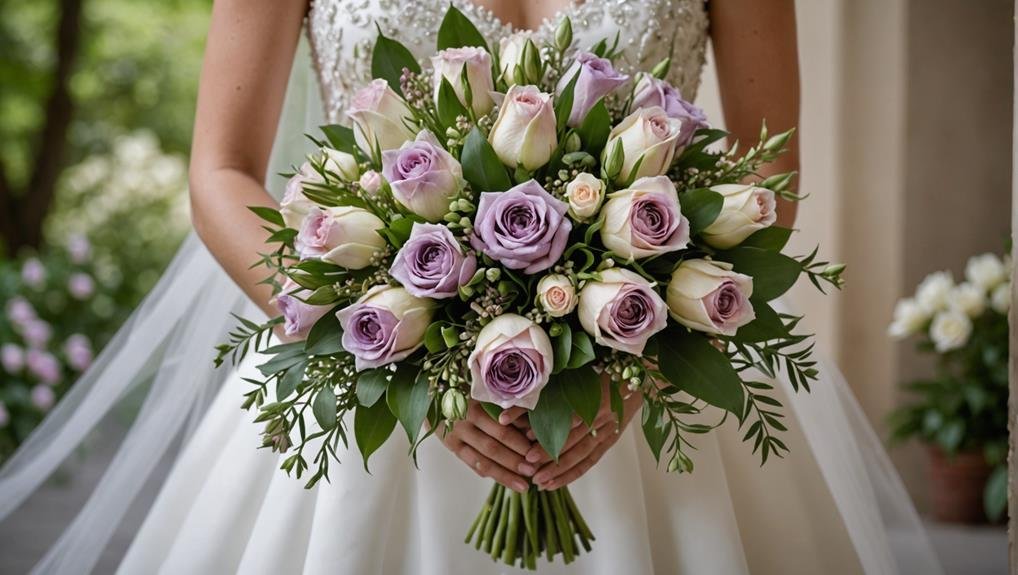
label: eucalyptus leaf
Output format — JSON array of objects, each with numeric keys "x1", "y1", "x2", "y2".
[
  {"x1": 276, "y1": 361, "x2": 307, "y2": 401},
  {"x1": 658, "y1": 328, "x2": 744, "y2": 418},
  {"x1": 528, "y1": 382, "x2": 573, "y2": 461},
  {"x1": 354, "y1": 397, "x2": 397, "y2": 472},
  {"x1": 461, "y1": 127, "x2": 512, "y2": 192},
  {"x1": 313, "y1": 386, "x2": 338, "y2": 430},
  {"x1": 560, "y1": 365, "x2": 601, "y2": 427}
]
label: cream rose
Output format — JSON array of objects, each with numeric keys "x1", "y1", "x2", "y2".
[
  {"x1": 577, "y1": 268, "x2": 668, "y2": 355},
  {"x1": 950, "y1": 282, "x2": 986, "y2": 318},
  {"x1": 888, "y1": 298, "x2": 929, "y2": 339},
  {"x1": 536, "y1": 274, "x2": 578, "y2": 317},
  {"x1": 564, "y1": 173, "x2": 605, "y2": 221},
  {"x1": 337, "y1": 285, "x2": 435, "y2": 371},
  {"x1": 915, "y1": 271, "x2": 954, "y2": 314},
  {"x1": 602, "y1": 106, "x2": 683, "y2": 184},
  {"x1": 432, "y1": 46, "x2": 495, "y2": 117},
  {"x1": 929, "y1": 309, "x2": 972, "y2": 352},
  {"x1": 346, "y1": 79, "x2": 416, "y2": 154},
  {"x1": 601, "y1": 176, "x2": 689, "y2": 260},
  {"x1": 320, "y1": 147, "x2": 361, "y2": 182},
  {"x1": 498, "y1": 33, "x2": 533, "y2": 85},
  {"x1": 666, "y1": 259, "x2": 756, "y2": 337},
  {"x1": 991, "y1": 283, "x2": 1011, "y2": 314},
  {"x1": 468, "y1": 314, "x2": 554, "y2": 410},
  {"x1": 488, "y1": 85, "x2": 557, "y2": 171},
  {"x1": 295, "y1": 206, "x2": 386, "y2": 269},
  {"x1": 965, "y1": 253, "x2": 1007, "y2": 290},
  {"x1": 280, "y1": 162, "x2": 320, "y2": 230},
  {"x1": 701, "y1": 184, "x2": 778, "y2": 249}
]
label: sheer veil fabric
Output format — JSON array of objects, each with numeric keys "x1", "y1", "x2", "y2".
[{"x1": 0, "y1": 19, "x2": 942, "y2": 575}]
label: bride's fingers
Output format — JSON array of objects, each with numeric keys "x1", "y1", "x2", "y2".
[
  {"x1": 469, "y1": 407, "x2": 533, "y2": 457},
  {"x1": 453, "y1": 442, "x2": 530, "y2": 493},
  {"x1": 542, "y1": 438, "x2": 614, "y2": 490},
  {"x1": 497, "y1": 406, "x2": 527, "y2": 426},
  {"x1": 532, "y1": 419, "x2": 616, "y2": 487},
  {"x1": 459, "y1": 425, "x2": 537, "y2": 479}
]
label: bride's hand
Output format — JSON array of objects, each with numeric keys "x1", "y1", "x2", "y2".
[{"x1": 440, "y1": 400, "x2": 537, "y2": 493}]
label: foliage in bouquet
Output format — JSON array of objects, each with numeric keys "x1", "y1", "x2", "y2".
[
  {"x1": 217, "y1": 7, "x2": 843, "y2": 568},
  {"x1": 887, "y1": 252, "x2": 1010, "y2": 521},
  {"x1": 0, "y1": 238, "x2": 109, "y2": 462}
]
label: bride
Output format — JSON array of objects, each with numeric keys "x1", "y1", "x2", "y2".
[{"x1": 0, "y1": 1, "x2": 944, "y2": 573}]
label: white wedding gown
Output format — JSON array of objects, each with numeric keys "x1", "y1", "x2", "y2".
[{"x1": 0, "y1": 1, "x2": 943, "y2": 574}]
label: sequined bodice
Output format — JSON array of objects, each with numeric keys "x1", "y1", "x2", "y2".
[{"x1": 307, "y1": 0, "x2": 709, "y2": 124}]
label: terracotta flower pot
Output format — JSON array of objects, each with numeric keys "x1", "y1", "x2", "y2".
[{"x1": 927, "y1": 446, "x2": 991, "y2": 523}]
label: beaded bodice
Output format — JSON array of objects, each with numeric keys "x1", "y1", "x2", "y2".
[{"x1": 306, "y1": 0, "x2": 709, "y2": 124}]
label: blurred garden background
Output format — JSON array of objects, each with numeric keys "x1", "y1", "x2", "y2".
[{"x1": 0, "y1": 0, "x2": 207, "y2": 461}]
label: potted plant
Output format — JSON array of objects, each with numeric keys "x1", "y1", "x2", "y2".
[{"x1": 888, "y1": 252, "x2": 1009, "y2": 523}]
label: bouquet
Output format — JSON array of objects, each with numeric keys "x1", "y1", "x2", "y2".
[
  {"x1": 888, "y1": 252, "x2": 1010, "y2": 521},
  {"x1": 216, "y1": 6, "x2": 844, "y2": 568}
]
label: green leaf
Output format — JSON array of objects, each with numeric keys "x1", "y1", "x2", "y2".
[
  {"x1": 740, "y1": 226, "x2": 793, "y2": 251},
  {"x1": 436, "y1": 77, "x2": 468, "y2": 127},
  {"x1": 682, "y1": 188, "x2": 724, "y2": 235},
  {"x1": 658, "y1": 328, "x2": 744, "y2": 418},
  {"x1": 641, "y1": 399, "x2": 668, "y2": 461},
  {"x1": 424, "y1": 322, "x2": 447, "y2": 354},
  {"x1": 560, "y1": 365, "x2": 601, "y2": 427},
  {"x1": 554, "y1": 70, "x2": 579, "y2": 131},
  {"x1": 733, "y1": 300, "x2": 789, "y2": 343},
  {"x1": 567, "y1": 330, "x2": 595, "y2": 369},
  {"x1": 436, "y1": 4, "x2": 489, "y2": 50},
  {"x1": 257, "y1": 346, "x2": 306, "y2": 376},
  {"x1": 371, "y1": 29, "x2": 421, "y2": 94},
  {"x1": 576, "y1": 99, "x2": 611, "y2": 154},
  {"x1": 313, "y1": 386, "x2": 338, "y2": 430},
  {"x1": 276, "y1": 361, "x2": 306, "y2": 400},
  {"x1": 356, "y1": 369, "x2": 390, "y2": 407},
  {"x1": 461, "y1": 127, "x2": 512, "y2": 191},
  {"x1": 387, "y1": 367, "x2": 431, "y2": 446},
  {"x1": 608, "y1": 380, "x2": 624, "y2": 427},
  {"x1": 528, "y1": 382, "x2": 573, "y2": 461},
  {"x1": 385, "y1": 216, "x2": 417, "y2": 248},
  {"x1": 936, "y1": 420, "x2": 965, "y2": 452},
  {"x1": 305, "y1": 309, "x2": 344, "y2": 356},
  {"x1": 321, "y1": 124, "x2": 358, "y2": 155},
  {"x1": 717, "y1": 246, "x2": 801, "y2": 302},
  {"x1": 552, "y1": 323, "x2": 572, "y2": 374},
  {"x1": 354, "y1": 397, "x2": 398, "y2": 472},
  {"x1": 984, "y1": 465, "x2": 1008, "y2": 521},
  {"x1": 248, "y1": 206, "x2": 284, "y2": 227},
  {"x1": 304, "y1": 285, "x2": 341, "y2": 306},
  {"x1": 480, "y1": 402, "x2": 503, "y2": 421}
]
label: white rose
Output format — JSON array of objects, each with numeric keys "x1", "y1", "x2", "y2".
[
  {"x1": 536, "y1": 274, "x2": 577, "y2": 317},
  {"x1": 280, "y1": 161, "x2": 321, "y2": 229},
  {"x1": 320, "y1": 147, "x2": 361, "y2": 182},
  {"x1": 295, "y1": 206, "x2": 386, "y2": 269},
  {"x1": 601, "y1": 176, "x2": 689, "y2": 260},
  {"x1": 432, "y1": 46, "x2": 495, "y2": 117},
  {"x1": 564, "y1": 173, "x2": 605, "y2": 221},
  {"x1": 701, "y1": 184, "x2": 778, "y2": 249},
  {"x1": 498, "y1": 33, "x2": 532, "y2": 85},
  {"x1": 468, "y1": 314, "x2": 553, "y2": 410},
  {"x1": 359, "y1": 170, "x2": 382, "y2": 195},
  {"x1": 965, "y1": 253, "x2": 1007, "y2": 290},
  {"x1": 577, "y1": 268, "x2": 668, "y2": 355},
  {"x1": 991, "y1": 283, "x2": 1011, "y2": 314},
  {"x1": 887, "y1": 298, "x2": 928, "y2": 339},
  {"x1": 488, "y1": 85, "x2": 557, "y2": 171},
  {"x1": 929, "y1": 309, "x2": 972, "y2": 352},
  {"x1": 602, "y1": 106, "x2": 682, "y2": 184},
  {"x1": 346, "y1": 79, "x2": 417, "y2": 154},
  {"x1": 915, "y1": 271, "x2": 954, "y2": 314},
  {"x1": 950, "y1": 282, "x2": 986, "y2": 318},
  {"x1": 666, "y1": 259, "x2": 755, "y2": 336}
]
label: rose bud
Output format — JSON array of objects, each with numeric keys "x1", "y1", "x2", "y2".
[
  {"x1": 470, "y1": 180, "x2": 571, "y2": 274},
  {"x1": 359, "y1": 170, "x2": 382, "y2": 195},
  {"x1": 432, "y1": 46, "x2": 495, "y2": 116},
  {"x1": 468, "y1": 314, "x2": 553, "y2": 410},
  {"x1": 346, "y1": 79, "x2": 416, "y2": 153},
  {"x1": 337, "y1": 285, "x2": 435, "y2": 371},
  {"x1": 577, "y1": 268, "x2": 668, "y2": 355},
  {"x1": 381, "y1": 130, "x2": 464, "y2": 222},
  {"x1": 602, "y1": 106, "x2": 683, "y2": 184},
  {"x1": 498, "y1": 32, "x2": 533, "y2": 85},
  {"x1": 701, "y1": 184, "x2": 777, "y2": 249},
  {"x1": 666, "y1": 259, "x2": 756, "y2": 336},
  {"x1": 536, "y1": 274, "x2": 578, "y2": 318},
  {"x1": 31, "y1": 385, "x2": 55, "y2": 412},
  {"x1": 273, "y1": 279, "x2": 332, "y2": 339},
  {"x1": 601, "y1": 176, "x2": 689, "y2": 260},
  {"x1": 295, "y1": 206, "x2": 386, "y2": 269},
  {"x1": 389, "y1": 222, "x2": 477, "y2": 299},
  {"x1": 280, "y1": 162, "x2": 321, "y2": 230},
  {"x1": 965, "y1": 253, "x2": 1007, "y2": 290},
  {"x1": 564, "y1": 172, "x2": 605, "y2": 221},
  {"x1": 556, "y1": 51, "x2": 629, "y2": 127},
  {"x1": 320, "y1": 147, "x2": 361, "y2": 182},
  {"x1": 631, "y1": 74, "x2": 709, "y2": 147},
  {"x1": 488, "y1": 85, "x2": 557, "y2": 171},
  {"x1": 930, "y1": 309, "x2": 972, "y2": 352}
]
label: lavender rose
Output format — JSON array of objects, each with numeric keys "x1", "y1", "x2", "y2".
[
  {"x1": 556, "y1": 51, "x2": 629, "y2": 127},
  {"x1": 577, "y1": 268, "x2": 668, "y2": 355},
  {"x1": 337, "y1": 285, "x2": 435, "y2": 371},
  {"x1": 470, "y1": 180, "x2": 571, "y2": 274},
  {"x1": 26, "y1": 349, "x2": 61, "y2": 386},
  {"x1": 468, "y1": 314, "x2": 553, "y2": 410},
  {"x1": 390, "y1": 222, "x2": 477, "y2": 299},
  {"x1": 601, "y1": 176, "x2": 689, "y2": 260},
  {"x1": 63, "y1": 334, "x2": 93, "y2": 372},
  {"x1": 666, "y1": 259, "x2": 756, "y2": 336},
  {"x1": 381, "y1": 131, "x2": 463, "y2": 222},
  {"x1": 632, "y1": 74, "x2": 708, "y2": 147},
  {"x1": 31, "y1": 385, "x2": 55, "y2": 412},
  {"x1": 274, "y1": 279, "x2": 332, "y2": 339}
]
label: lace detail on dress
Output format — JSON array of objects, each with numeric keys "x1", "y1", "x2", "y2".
[{"x1": 306, "y1": 0, "x2": 709, "y2": 124}]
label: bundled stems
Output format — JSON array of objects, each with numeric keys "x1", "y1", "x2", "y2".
[{"x1": 466, "y1": 482, "x2": 594, "y2": 569}]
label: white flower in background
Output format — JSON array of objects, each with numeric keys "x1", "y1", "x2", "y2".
[
  {"x1": 991, "y1": 283, "x2": 1011, "y2": 314},
  {"x1": 929, "y1": 309, "x2": 972, "y2": 352},
  {"x1": 915, "y1": 271, "x2": 954, "y2": 314},
  {"x1": 964, "y1": 253, "x2": 1007, "y2": 290},
  {"x1": 949, "y1": 282, "x2": 986, "y2": 318},
  {"x1": 887, "y1": 298, "x2": 928, "y2": 339}
]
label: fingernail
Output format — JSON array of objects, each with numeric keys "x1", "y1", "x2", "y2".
[
  {"x1": 499, "y1": 414, "x2": 509, "y2": 425},
  {"x1": 542, "y1": 480, "x2": 556, "y2": 490},
  {"x1": 533, "y1": 472, "x2": 549, "y2": 483},
  {"x1": 513, "y1": 481, "x2": 528, "y2": 493},
  {"x1": 526, "y1": 451, "x2": 541, "y2": 463},
  {"x1": 518, "y1": 463, "x2": 536, "y2": 476},
  {"x1": 526, "y1": 431, "x2": 535, "y2": 440}
]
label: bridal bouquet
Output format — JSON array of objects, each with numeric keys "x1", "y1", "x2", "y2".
[{"x1": 217, "y1": 6, "x2": 843, "y2": 568}]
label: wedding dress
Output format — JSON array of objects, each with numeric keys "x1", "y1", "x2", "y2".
[{"x1": 0, "y1": 1, "x2": 944, "y2": 573}]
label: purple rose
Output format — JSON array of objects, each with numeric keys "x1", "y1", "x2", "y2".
[
  {"x1": 381, "y1": 131, "x2": 463, "y2": 222},
  {"x1": 26, "y1": 349, "x2": 61, "y2": 386},
  {"x1": 666, "y1": 259, "x2": 756, "y2": 336},
  {"x1": 63, "y1": 334, "x2": 93, "y2": 372},
  {"x1": 21, "y1": 258, "x2": 45, "y2": 288},
  {"x1": 390, "y1": 223, "x2": 476, "y2": 299},
  {"x1": 5, "y1": 297, "x2": 35, "y2": 326},
  {"x1": 68, "y1": 273, "x2": 95, "y2": 300},
  {"x1": 31, "y1": 385, "x2": 55, "y2": 412},
  {"x1": 468, "y1": 314, "x2": 553, "y2": 410},
  {"x1": 274, "y1": 279, "x2": 332, "y2": 339},
  {"x1": 601, "y1": 176, "x2": 689, "y2": 260},
  {"x1": 21, "y1": 320, "x2": 52, "y2": 349},
  {"x1": 577, "y1": 268, "x2": 668, "y2": 355},
  {"x1": 470, "y1": 180, "x2": 571, "y2": 274},
  {"x1": 632, "y1": 75, "x2": 708, "y2": 147},
  {"x1": 1, "y1": 344, "x2": 24, "y2": 373},
  {"x1": 337, "y1": 285, "x2": 435, "y2": 371},
  {"x1": 556, "y1": 51, "x2": 629, "y2": 127}
]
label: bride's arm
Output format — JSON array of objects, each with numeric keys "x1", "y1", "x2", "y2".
[
  {"x1": 710, "y1": 0, "x2": 801, "y2": 227},
  {"x1": 189, "y1": 0, "x2": 308, "y2": 317}
]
